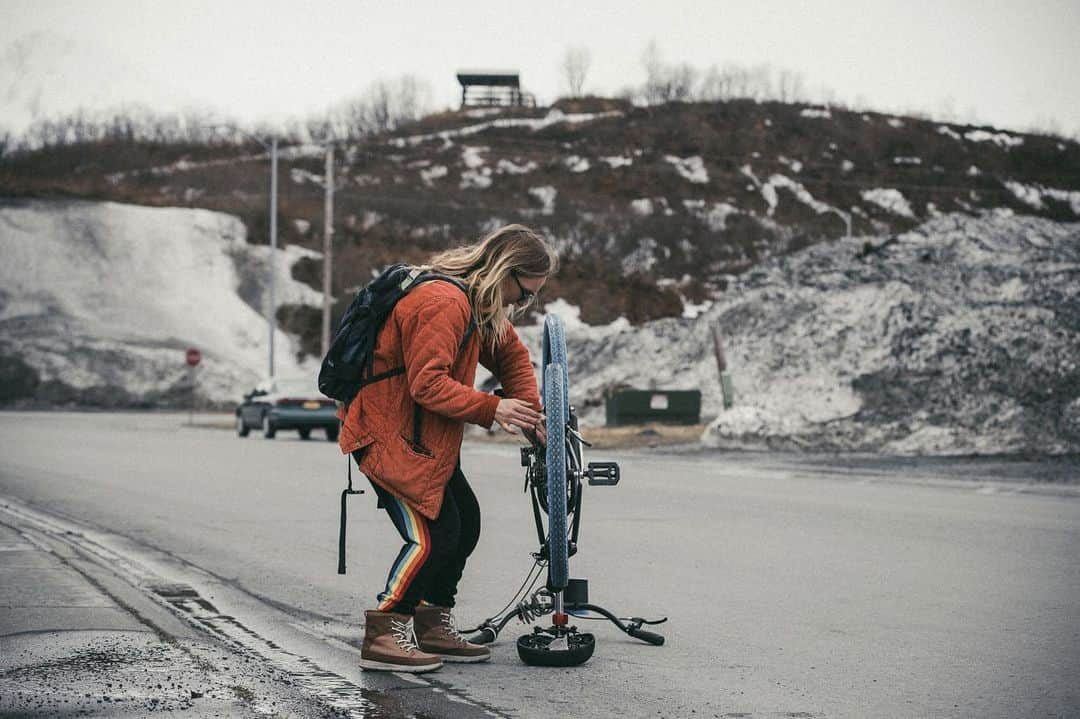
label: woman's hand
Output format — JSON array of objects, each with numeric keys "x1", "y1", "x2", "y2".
[{"x1": 494, "y1": 398, "x2": 545, "y2": 443}]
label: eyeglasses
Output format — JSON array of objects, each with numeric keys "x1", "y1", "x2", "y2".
[{"x1": 511, "y1": 271, "x2": 537, "y2": 306}]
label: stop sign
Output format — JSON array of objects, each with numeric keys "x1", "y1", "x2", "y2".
[{"x1": 185, "y1": 348, "x2": 201, "y2": 367}]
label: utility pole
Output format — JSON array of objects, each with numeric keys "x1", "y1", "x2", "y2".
[
  {"x1": 269, "y1": 136, "x2": 279, "y2": 379},
  {"x1": 321, "y1": 144, "x2": 334, "y2": 357},
  {"x1": 711, "y1": 325, "x2": 735, "y2": 410}
]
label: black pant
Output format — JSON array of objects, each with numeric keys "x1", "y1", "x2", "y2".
[{"x1": 366, "y1": 462, "x2": 481, "y2": 615}]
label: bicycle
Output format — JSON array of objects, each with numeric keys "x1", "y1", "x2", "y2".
[{"x1": 464, "y1": 314, "x2": 667, "y2": 666}]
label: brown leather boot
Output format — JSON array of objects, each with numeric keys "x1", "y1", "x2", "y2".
[
  {"x1": 360, "y1": 610, "x2": 443, "y2": 673},
  {"x1": 413, "y1": 605, "x2": 491, "y2": 663}
]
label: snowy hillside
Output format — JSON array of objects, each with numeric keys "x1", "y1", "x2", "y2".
[
  {"x1": 530, "y1": 211, "x2": 1080, "y2": 455},
  {"x1": 0, "y1": 199, "x2": 320, "y2": 406}
]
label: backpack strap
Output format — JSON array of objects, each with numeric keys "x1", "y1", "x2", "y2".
[{"x1": 359, "y1": 275, "x2": 474, "y2": 390}]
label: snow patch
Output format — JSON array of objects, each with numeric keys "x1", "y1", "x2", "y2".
[
  {"x1": 800, "y1": 107, "x2": 831, "y2": 119},
  {"x1": 461, "y1": 145, "x2": 487, "y2": 169},
  {"x1": 460, "y1": 170, "x2": 492, "y2": 189},
  {"x1": 861, "y1": 188, "x2": 915, "y2": 218},
  {"x1": 459, "y1": 146, "x2": 492, "y2": 189},
  {"x1": 683, "y1": 201, "x2": 739, "y2": 231},
  {"x1": 496, "y1": 158, "x2": 537, "y2": 175},
  {"x1": 1004, "y1": 181, "x2": 1080, "y2": 215},
  {"x1": 682, "y1": 298, "x2": 712, "y2": 319},
  {"x1": 761, "y1": 174, "x2": 833, "y2": 216},
  {"x1": 420, "y1": 164, "x2": 448, "y2": 186},
  {"x1": 630, "y1": 198, "x2": 655, "y2": 216},
  {"x1": 528, "y1": 186, "x2": 557, "y2": 215},
  {"x1": 541, "y1": 298, "x2": 587, "y2": 330},
  {"x1": 621, "y1": 237, "x2": 660, "y2": 274},
  {"x1": 564, "y1": 155, "x2": 591, "y2": 173},
  {"x1": 665, "y1": 155, "x2": 709, "y2": 184},
  {"x1": 937, "y1": 126, "x2": 963, "y2": 140},
  {"x1": 289, "y1": 168, "x2": 323, "y2": 185},
  {"x1": 965, "y1": 129, "x2": 1023, "y2": 148},
  {"x1": 601, "y1": 155, "x2": 633, "y2": 168},
  {"x1": 0, "y1": 200, "x2": 318, "y2": 403},
  {"x1": 740, "y1": 164, "x2": 761, "y2": 187},
  {"x1": 390, "y1": 109, "x2": 624, "y2": 147}
]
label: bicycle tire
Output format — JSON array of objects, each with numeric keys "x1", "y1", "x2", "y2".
[
  {"x1": 542, "y1": 315, "x2": 569, "y2": 422},
  {"x1": 544, "y1": 364, "x2": 569, "y2": 590}
]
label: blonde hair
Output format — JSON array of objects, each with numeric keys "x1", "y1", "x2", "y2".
[{"x1": 420, "y1": 224, "x2": 559, "y2": 349}]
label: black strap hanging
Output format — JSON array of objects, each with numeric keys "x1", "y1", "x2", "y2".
[
  {"x1": 337, "y1": 448, "x2": 365, "y2": 575},
  {"x1": 338, "y1": 316, "x2": 476, "y2": 574}
]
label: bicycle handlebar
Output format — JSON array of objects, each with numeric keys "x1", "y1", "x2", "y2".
[{"x1": 626, "y1": 626, "x2": 665, "y2": 646}]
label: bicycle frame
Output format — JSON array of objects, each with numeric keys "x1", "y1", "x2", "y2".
[{"x1": 467, "y1": 315, "x2": 662, "y2": 665}]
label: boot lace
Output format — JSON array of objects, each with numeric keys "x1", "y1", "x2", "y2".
[
  {"x1": 439, "y1": 610, "x2": 469, "y2": 645},
  {"x1": 391, "y1": 618, "x2": 421, "y2": 652}
]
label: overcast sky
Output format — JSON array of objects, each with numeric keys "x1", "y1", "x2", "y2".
[{"x1": 3, "y1": 0, "x2": 1079, "y2": 137}]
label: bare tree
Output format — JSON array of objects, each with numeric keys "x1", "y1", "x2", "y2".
[
  {"x1": 641, "y1": 40, "x2": 667, "y2": 105},
  {"x1": 668, "y1": 63, "x2": 697, "y2": 101},
  {"x1": 1029, "y1": 114, "x2": 1063, "y2": 138},
  {"x1": 560, "y1": 45, "x2": 592, "y2": 98},
  {"x1": 776, "y1": 69, "x2": 806, "y2": 103},
  {"x1": 698, "y1": 65, "x2": 727, "y2": 101},
  {"x1": 640, "y1": 41, "x2": 699, "y2": 104},
  {"x1": 746, "y1": 63, "x2": 773, "y2": 101},
  {"x1": 314, "y1": 74, "x2": 433, "y2": 142}
]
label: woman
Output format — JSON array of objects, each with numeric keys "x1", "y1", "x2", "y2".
[{"x1": 338, "y1": 224, "x2": 557, "y2": 673}]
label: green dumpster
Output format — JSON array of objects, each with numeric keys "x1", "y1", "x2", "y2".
[{"x1": 605, "y1": 389, "x2": 702, "y2": 426}]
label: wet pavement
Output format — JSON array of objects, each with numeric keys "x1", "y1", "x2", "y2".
[
  {"x1": 1, "y1": 411, "x2": 1078, "y2": 719},
  {"x1": 0, "y1": 519, "x2": 339, "y2": 718}
]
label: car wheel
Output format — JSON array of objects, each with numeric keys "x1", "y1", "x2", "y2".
[
  {"x1": 298, "y1": 428, "x2": 311, "y2": 440},
  {"x1": 263, "y1": 412, "x2": 276, "y2": 439},
  {"x1": 326, "y1": 426, "x2": 339, "y2": 442},
  {"x1": 236, "y1": 414, "x2": 250, "y2": 437}
]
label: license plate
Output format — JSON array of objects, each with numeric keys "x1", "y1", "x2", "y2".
[{"x1": 302, "y1": 401, "x2": 321, "y2": 410}]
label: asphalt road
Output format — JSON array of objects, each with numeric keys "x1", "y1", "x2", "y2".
[{"x1": 1, "y1": 411, "x2": 1078, "y2": 719}]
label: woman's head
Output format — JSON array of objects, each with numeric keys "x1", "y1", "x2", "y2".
[{"x1": 423, "y1": 224, "x2": 559, "y2": 347}]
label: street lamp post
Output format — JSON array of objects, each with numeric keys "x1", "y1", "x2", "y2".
[
  {"x1": 321, "y1": 144, "x2": 333, "y2": 357},
  {"x1": 268, "y1": 136, "x2": 278, "y2": 379}
]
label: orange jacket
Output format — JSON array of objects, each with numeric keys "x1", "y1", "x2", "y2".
[{"x1": 337, "y1": 280, "x2": 540, "y2": 519}]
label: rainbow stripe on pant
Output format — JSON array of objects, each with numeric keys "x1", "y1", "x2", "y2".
[{"x1": 376, "y1": 494, "x2": 431, "y2": 611}]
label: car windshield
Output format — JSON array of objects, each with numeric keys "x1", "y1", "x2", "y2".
[{"x1": 273, "y1": 378, "x2": 317, "y2": 397}]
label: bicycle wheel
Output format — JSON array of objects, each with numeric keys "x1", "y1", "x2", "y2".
[
  {"x1": 542, "y1": 315, "x2": 569, "y2": 423},
  {"x1": 544, "y1": 363, "x2": 569, "y2": 591}
]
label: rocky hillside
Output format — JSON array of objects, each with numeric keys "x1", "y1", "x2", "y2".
[
  {"x1": 538, "y1": 211, "x2": 1079, "y2": 455},
  {"x1": 2, "y1": 100, "x2": 1079, "y2": 455},
  {"x1": 3, "y1": 98, "x2": 1078, "y2": 354}
]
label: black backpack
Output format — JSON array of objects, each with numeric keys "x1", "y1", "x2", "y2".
[
  {"x1": 318, "y1": 263, "x2": 474, "y2": 405},
  {"x1": 322, "y1": 263, "x2": 476, "y2": 574}
]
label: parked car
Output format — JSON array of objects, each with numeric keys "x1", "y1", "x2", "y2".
[{"x1": 235, "y1": 377, "x2": 339, "y2": 441}]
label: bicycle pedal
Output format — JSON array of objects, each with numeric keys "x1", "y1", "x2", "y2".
[{"x1": 585, "y1": 461, "x2": 620, "y2": 485}]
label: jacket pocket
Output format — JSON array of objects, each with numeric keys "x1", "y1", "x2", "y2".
[{"x1": 398, "y1": 433, "x2": 435, "y2": 460}]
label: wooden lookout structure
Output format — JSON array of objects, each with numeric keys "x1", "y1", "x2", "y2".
[{"x1": 456, "y1": 69, "x2": 536, "y2": 108}]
